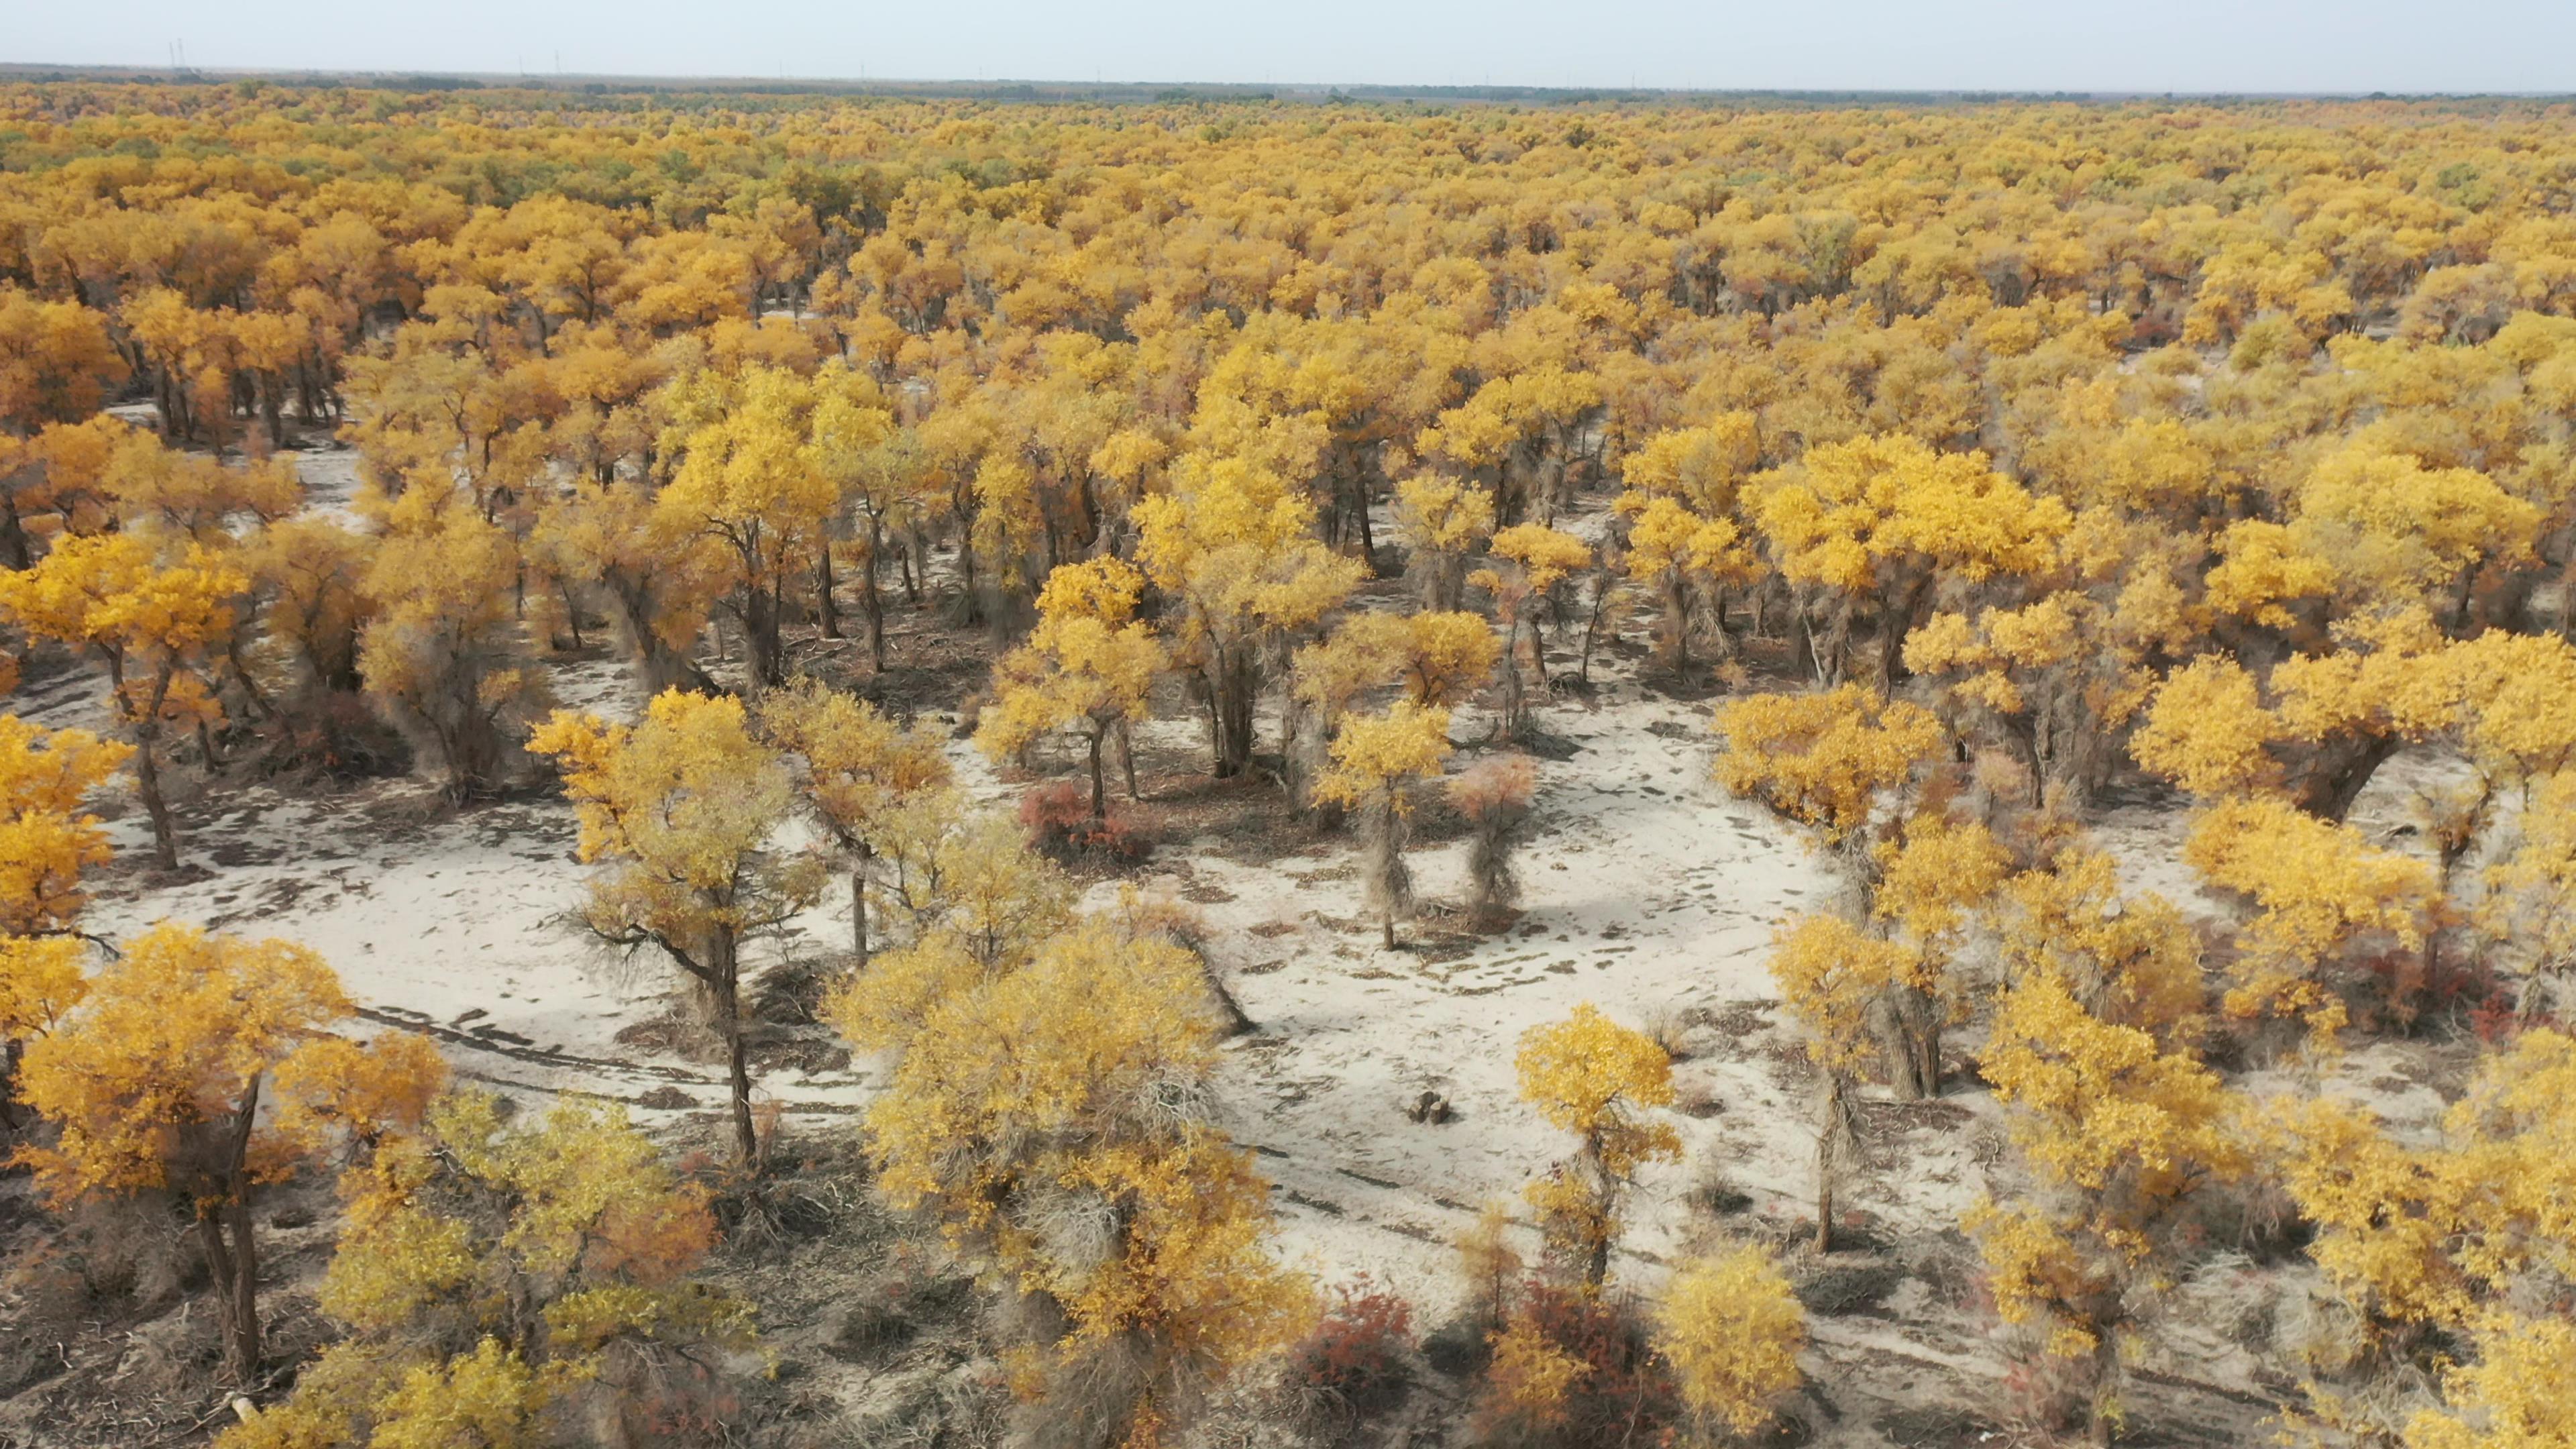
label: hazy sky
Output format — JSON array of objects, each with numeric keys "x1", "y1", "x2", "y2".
[{"x1": 15, "y1": 0, "x2": 2575, "y2": 94}]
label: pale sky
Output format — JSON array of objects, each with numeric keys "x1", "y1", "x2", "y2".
[{"x1": 12, "y1": 0, "x2": 2575, "y2": 95}]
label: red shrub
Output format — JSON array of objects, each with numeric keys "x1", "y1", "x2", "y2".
[
  {"x1": 1289, "y1": 1277, "x2": 1415, "y2": 1417},
  {"x1": 1019, "y1": 781, "x2": 1155, "y2": 863}
]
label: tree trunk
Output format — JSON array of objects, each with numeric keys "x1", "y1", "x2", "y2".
[
  {"x1": 133, "y1": 727, "x2": 177, "y2": 871},
  {"x1": 201, "y1": 1074, "x2": 264, "y2": 1381},
  {"x1": 1815, "y1": 1074, "x2": 1842, "y2": 1254},
  {"x1": 2295, "y1": 733, "x2": 2402, "y2": 822},
  {"x1": 816, "y1": 540, "x2": 842, "y2": 639},
  {"x1": 1087, "y1": 727, "x2": 1108, "y2": 822},
  {"x1": 863, "y1": 522, "x2": 887, "y2": 672},
  {"x1": 711, "y1": 932, "x2": 757, "y2": 1165},
  {"x1": 1118, "y1": 719, "x2": 1140, "y2": 802},
  {"x1": 1213, "y1": 649, "x2": 1257, "y2": 779},
  {"x1": 850, "y1": 851, "x2": 869, "y2": 964},
  {"x1": 0, "y1": 496, "x2": 28, "y2": 572}
]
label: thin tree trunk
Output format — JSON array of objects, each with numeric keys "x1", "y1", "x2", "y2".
[
  {"x1": 1087, "y1": 727, "x2": 1108, "y2": 822},
  {"x1": 863, "y1": 522, "x2": 887, "y2": 671},
  {"x1": 851, "y1": 851, "x2": 869, "y2": 964},
  {"x1": 205, "y1": 1074, "x2": 264, "y2": 1381},
  {"x1": 817, "y1": 540, "x2": 841, "y2": 639},
  {"x1": 133, "y1": 730, "x2": 176, "y2": 871},
  {"x1": 1815, "y1": 1073, "x2": 1842, "y2": 1254},
  {"x1": 712, "y1": 932, "x2": 757, "y2": 1165}
]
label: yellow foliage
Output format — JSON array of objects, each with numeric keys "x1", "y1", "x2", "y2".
[
  {"x1": 1768, "y1": 913, "x2": 1928, "y2": 1077},
  {"x1": 0, "y1": 712, "x2": 130, "y2": 937},
  {"x1": 13, "y1": 921, "x2": 355, "y2": 1202},
  {"x1": 2184, "y1": 796, "x2": 2437, "y2": 1037},
  {"x1": 529, "y1": 688, "x2": 817, "y2": 1157},
  {"x1": 1656, "y1": 1244, "x2": 1808, "y2": 1437},
  {"x1": 2279, "y1": 1030, "x2": 2576, "y2": 1337},
  {"x1": 2130, "y1": 656, "x2": 2284, "y2": 799},
  {"x1": 1753, "y1": 432, "x2": 2068, "y2": 593},
  {"x1": 1311, "y1": 701, "x2": 1454, "y2": 814},
  {"x1": 1515, "y1": 1004, "x2": 1680, "y2": 1284},
  {"x1": 860, "y1": 918, "x2": 1309, "y2": 1441},
  {"x1": 1713, "y1": 685, "x2": 1945, "y2": 847},
  {"x1": 2404, "y1": 1314, "x2": 2576, "y2": 1449}
]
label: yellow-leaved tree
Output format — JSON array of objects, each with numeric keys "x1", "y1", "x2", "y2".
[
  {"x1": 1392, "y1": 474, "x2": 1497, "y2": 611},
  {"x1": 0, "y1": 713, "x2": 129, "y2": 1108},
  {"x1": 1135, "y1": 453, "x2": 1367, "y2": 779},
  {"x1": 1968, "y1": 969, "x2": 2243, "y2": 1446},
  {"x1": 654, "y1": 363, "x2": 846, "y2": 687},
  {"x1": 759, "y1": 678, "x2": 951, "y2": 962},
  {"x1": 1720, "y1": 686, "x2": 1952, "y2": 1102},
  {"x1": 358, "y1": 482, "x2": 548, "y2": 798},
  {"x1": 1473, "y1": 522, "x2": 1592, "y2": 739},
  {"x1": 848, "y1": 918, "x2": 1312, "y2": 1448},
  {"x1": 2183, "y1": 795, "x2": 2437, "y2": 1044},
  {"x1": 977, "y1": 556, "x2": 1165, "y2": 821},
  {"x1": 1655, "y1": 1243, "x2": 1808, "y2": 1441},
  {"x1": 1311, "y1": 701, "x2": 1454, "y2": 949},
  {"x1": 0, "y1": 532, "x2": 245, "y2": 867},
  {"x1": 1515, "y1": 1004, "x2": 1680, "y2": 1289},
  {"x1": 1713, "y1": 684, "x2": 1946, "y2": 871},
  {"x1": 529, "y1": 689, "x2": 821, "y2": 1163},
  {"x1": 1767, "y1": 913, "x2": 1921, "y2": 1250},
  {"x1": 1750, "y1": 432, "x2": 2069, "y2": 688},
  {"x1": 219, "y1": 1093, "x2": 751, "y2": 1449},
  {"x1": 13, "y1": 923, "x2": 443, "y2": 1380},
  {"x1": 2277, "y1": 1030, "x2": 2576, "y2": 1448}
]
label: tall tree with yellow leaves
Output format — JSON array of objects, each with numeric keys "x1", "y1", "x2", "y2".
[
  {"x1": 1475, "y1": 523, "x2": 1593, "y2": 741},
  {"x1": 1135, "y1": 453, "x2": 1367, "y2": 779},
  {"x1": 0, "y1": 714, "x2": 129, "y2": 1110},
  {"x1": 13, "y1": 923, "x2": 442, "y2": 1380},
  {"x1": 656, "y1": 363, "x2": 845, "y2": 688},
  {"x1": 530, "y1": 689, "x2": 821, "y2": 1163},
  {"x1": 758, "y1": 678, "x2": 953, "y2": 965},
  {"x1": 1515, "y1": 1004, "x2": 1681, "y2": 1288},
  {"x1": 358, "y1": 484, "x2": 548, "y2": 798},
  {"x1": 1392, "y1": 474, "x2": 1497, "y2": 612},
  {"x1": 1312, "y1": 702, "x2": 1454, "y2": 949},
  {"x1": 1969, "y1": 969, "x2": 2243, "y2": 1446},
  {"x1": 0, "y1": 532, "x2": 246, "y2": 868},
  {"x1": 1766, "y1": 914, "x2": 1921, "y2": 1250},
  {"x1": 1750, "y1": 433, "x2": 2069, "y2": 688},
  {"x1": 977, "y1": 557, "x2": 1165, "y2": 822}
]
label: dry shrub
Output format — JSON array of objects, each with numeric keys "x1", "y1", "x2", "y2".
[
  {"x1": 1448, "y1": 754, "x2": 1538, "y2": 928},
  {"x1": 251, "y1": 689, "x2": 414, "y2": 781},
  {"x1": 14, "y1": 1196, "x2": 199, "y2": 1313},
  {"x1": 1685, "y1": 1161, "x2": 1752, "y2": 1217},
  {"x1": 106, "y1": 1305, "x2": 224, "y2": 1401},
  {"x1": 1640, "y1": 1004, "x2": 1695, "y2": 1063},
  {"x1": 1280, "y1": 1276, "x2": 1416, "y2": 1438}
]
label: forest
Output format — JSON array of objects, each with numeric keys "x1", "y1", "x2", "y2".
[{"x1": 1, "y1": 80, "x2": 2574, "y2": 1448}]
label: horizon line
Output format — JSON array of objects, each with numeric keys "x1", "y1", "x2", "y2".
[{"x1": 3, "y1": 62, "x2": 2571, "y2": 103}]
